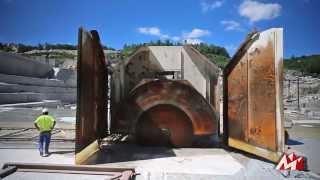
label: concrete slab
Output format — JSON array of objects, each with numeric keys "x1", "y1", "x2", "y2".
[
  {"x1": 287, "y1": 125, "x2": 320, "y2": 174},
  {"x1": 0, "y1": 148, "x2": 74, "y2": 167},
  {"x1": 84, "y1": 144, "x2": 309, "y2": 179}
]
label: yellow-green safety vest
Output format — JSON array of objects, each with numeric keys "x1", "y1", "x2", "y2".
[{"x1": 34, "y1": 115, "x2": 55, "y2": 132}]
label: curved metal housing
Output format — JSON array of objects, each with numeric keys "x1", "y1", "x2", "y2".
[{"x1": 116, "y1": 79, "x2": 217, "y2": 147}]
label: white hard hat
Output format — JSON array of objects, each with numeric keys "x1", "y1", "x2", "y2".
[{"x1": 42, "y1": 108, "x2": 48, "y2": 113}]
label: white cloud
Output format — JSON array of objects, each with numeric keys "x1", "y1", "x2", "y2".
[
  {"x1": 183, "y1": 28, "x2": 210, "y2": 39},
  {"x1": 137, "y1": 27, "x2": 210, "y2": 44},
  {"x1": 221, "y1": 20, "x2": 244, "y2": 31},
  {"x1": 239, "y1": 0, "x2": 281, "y2": 23},
  {"x1": 137, "y1": 27, "x2": 161, "y2": 36},
  {"x1": 201, "y1": 0, "x2": 224, "y2": 12},
  {"x1": 182, "y1": 28, "x2": 211, "y2": 44},
  {"x1": 184, "y1": 38, "x2": 203, "y2": 44},
  {"x1": 137, "y1": 27, "x2": 173, "y2": 40}
]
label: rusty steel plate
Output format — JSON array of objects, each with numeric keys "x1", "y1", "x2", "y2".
[
  {"x1": 117, "y1": 79, "x2": 217, "y2": 147},
  {"x1": 76, "y1": 28, "x2": 108, "y2": 153},
  {"x1": 247, "y1": 37, "x2": 276, "y2": 151},
  {"x1": 227, "y1": 53, "x2": 248, "y2": 141},
  {"x1": 224, "y1": 28, "x2": 284, "y2": 162}
]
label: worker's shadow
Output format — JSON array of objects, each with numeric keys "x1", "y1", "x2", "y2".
[{"x1": 48, "y1": 150, "x2": 75, "y2": 155}]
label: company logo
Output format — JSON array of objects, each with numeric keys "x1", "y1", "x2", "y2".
[{"x1": 276, "y1": 153, "x2": 305, "y2": 171}]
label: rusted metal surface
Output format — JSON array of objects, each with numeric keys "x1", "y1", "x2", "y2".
[
  {"x1": 1, "y1": 163, "x2": 135, "y2": 180},
  {"x1": 76, "y1": 28, "x2": 108, "y2": 153},
  {"x1": 224, "y1": 28, "x2": 284, "y2": 162},
  {"x1": 116, "y1": 79, "x2": 217, "y2": 147},
  {"x1": 227, "y1": 53, "x2": 248, "y2": 141},
  {"x1": 247, "y1": 39, "x2": 276, "y2": 150},
  {"x1": 136, "y1": 104, "x2": 193, "y2": 146}
]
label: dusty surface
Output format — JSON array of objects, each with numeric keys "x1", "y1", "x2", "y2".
[
  {"x1": 286, "y1": 125, "x2": 320, "y2": 174},
  {"x1": 0, "y1": 106, "x2": 319, "y2": 179},
  {"x1": 0, "y1": 141, "x2": 75, "y2": 167},
  {"x1": 83, "y1": 143, "x2": 316, "y2": 179},
  {"x1": 0, "y1": 106, "x2": 75, "y2": 166}
]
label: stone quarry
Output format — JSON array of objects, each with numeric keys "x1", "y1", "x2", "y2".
[
  {"x1": 283, "y1": 70, "x2": 320, "y2": 127},
  {"x1": 0, "y1": 51, "x2": 76, "y2": 107},
  {"x1": 0, "y1": 31, "x2": 319, "y2": 179}
]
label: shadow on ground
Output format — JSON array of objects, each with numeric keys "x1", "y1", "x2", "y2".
[
  {"x1": 86, "y1": 143, "x2": 176, "y2": 165},
  {"x1": 49, "y1": 150, "x2": 75, "y2": 155},
  {"x1": 287, "y1": 138, "x2": 304, "y2": 146}
]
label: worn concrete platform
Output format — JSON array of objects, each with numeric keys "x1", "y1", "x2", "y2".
[
  {"x1": 0, "y1": 137, "x2": 318, "y2": 179},
  {"x1": 83, "y1": 143, "x2": 315, "y2": 180},
  {"x1": 1, "y1": 143, "x2": 317, "y2": 179},
  {"x1": 0, "y1": 142, "x2": 75, "y2": 167},
  {"x1": 0, "y1": 107, "x2": 319, "y2": 179}
]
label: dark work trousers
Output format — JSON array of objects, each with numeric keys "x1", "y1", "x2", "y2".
[{"x1": 38, "y1": 131, "x2": 51, "y2": 155}]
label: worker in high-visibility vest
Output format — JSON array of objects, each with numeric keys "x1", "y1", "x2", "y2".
[{"x1": 34, "y1": 108, "x2": 56, "y2": 157}]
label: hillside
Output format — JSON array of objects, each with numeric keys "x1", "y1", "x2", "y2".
[
  {"x1": 284, "y1": 55, "x2": 320, "y2": 75},
  {"x1": 0, "y1": 41, "x2": 230, "y2": 68},
  {"x1": 192, "y1": 43, "x2": 230, "y2": 68},
  {"x1": 3, "y1": 42, "x2": 319, "y2": 74},
  {"x1": 121, "y1": 41, "x2": 230, "y2": 68}
]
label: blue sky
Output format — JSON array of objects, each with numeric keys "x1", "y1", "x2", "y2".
[{"x1": 0, "y1": 0, "x2": 319, "y2": 57}]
